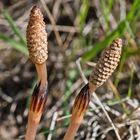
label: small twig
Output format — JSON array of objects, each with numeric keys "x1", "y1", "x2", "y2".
[
  {"x1": 46, "y1": 79, "x2": 82, "y2": 119},
  {"x1": 76, "y1": 58, "x2": 88, "y2": 84},
  {"x1": 63, "y1": 2, "x2": 80, "y2": 50},
  {"x1": 57, "y1": 114, "x2": 72, "y2": 122},
  {"x1": 63, "y1": 30, "x2": 75, "y2": 49},
  {"x1": 96, "y1": 120, "x2": 140, "y2": 138},
  {"x1": 136, "y1": 126, "x2": 140, "y2": 140},
  {"x1": 46, "y1": 24, "x2": 79, "y2": 33},
  {"x1": 93, "y1": 0, "x2": 107, "y2": 31},
  {"x1": 85, "y1": 61, "x2": 97, "y2": 67},
  {"x1": 40, "y1": 0, "x2": 63, "y2": 47},
  {"x1": 0, "y1": 89, "x2": 13, "y2": 103},
  {"x1": 92, "y1": 92, "x2": 121, "y2": 140},
  {"x1": 119, "y1": 0, "x2": 126, "y2": 20},
  {"x1": 47, "y1": 112, "x2": 58, "y2": 140},
  {"x1": 108, "y1": 79, "x2": 127, "y2": 113}
]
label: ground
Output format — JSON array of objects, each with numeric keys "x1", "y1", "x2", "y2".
[{"x1": 0, "y1": 0, "x2": 140, "y2": 140}]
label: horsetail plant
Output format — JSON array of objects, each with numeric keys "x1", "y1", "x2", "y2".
[
  {"x1": 64, "y1": 38, "x2": 122, "y2": 140},
  {"x1": 25, "y1": 6, "x2": 48, "y2": 140},
  {"x1": 64, "y1": 84, "x2": 91, "y2": 140},
  {"x1": 89, "y1": 38, "x2": 122, "y2": 92}
]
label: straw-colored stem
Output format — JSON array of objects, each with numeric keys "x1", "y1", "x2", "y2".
[
  {"x1": 25, "y1": 120, "x2": 38, "y2": 140},
  {"x1": 35, "y1": 62, "x2": 47, "y2": 87},
  {"x1": 89, "y1": 82, "x2": 97, "y2": 93},
  {"x1": 25, "y1": 112, "x2": 41, "y2": 140},
  {"x1": 63, "y1": 113, "x2": 83, "y2": 140},
  {"x1": 64, "y1": 84, "x2": 90, "y2": 140},
  {"x1": 25, "y1": 63, "x2": 48, "y2": 140}
]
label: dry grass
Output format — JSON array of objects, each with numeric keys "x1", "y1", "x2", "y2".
[{"x1": 0, "y1": 0, "x2": 140, "y2": 140}]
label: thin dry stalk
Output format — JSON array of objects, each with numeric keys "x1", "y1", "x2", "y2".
[
  {"x1": 92, "y1": 92, "x2": 121, "y2": 140},
  {"x1": 76, "y1": 58, "x2": 88, "y2": 84},
  {"x1": 47, "y1": 112, "x2": 58, "y2": 140},
  {"x1": 40, "y1": 0, "x2": 63, "y2": 47},
  {"x1": 107, "y1": 79, "x2": 127, "y2": 112}
]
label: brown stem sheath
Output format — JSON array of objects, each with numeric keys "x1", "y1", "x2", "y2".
[
  {"x1": 25, "y1": 79, "x2": 48, "y2": 140},
  {"x1": 64, "y1": 84, "x2": 91, "y2": 140}
]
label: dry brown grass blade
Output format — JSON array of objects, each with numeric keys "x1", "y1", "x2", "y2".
[{"x1": 40, "y1": 0, "x2": 63, "y2": 47}]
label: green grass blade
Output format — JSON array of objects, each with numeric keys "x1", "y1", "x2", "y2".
[
  {"x1": 79, "y1": 0, "x2": 89, "y2": 31},
  {"x1": 115, "y1": 45, "x2": 140, "y2": 87},
  {"x1": 0, "y1": 33, "x2": 28, "y2": 55},
  {"x1": 127, "y1": 68, "x2": 134, "y2": 97},
  {"x1": 125, "y1": 47, "x2": 140, "y2": 58},
  {"x1": 82, "y1": 0, "x2": 140, "y2": 62},
  {"x1": 3, "y1": 11, "x2": 26, "y2": 45},
  {"x1": 125, "y1": 21, "x2": 135, "y2": 39},
  {"x1": 115, "y1": 50, "x2": 127, "y2": 87},
  {"x1": 82, "y1": 20, "x2": 126, "y2": 61},
  {"x1": 126, "y1": 0, "x2": 140, "y2": 22}
]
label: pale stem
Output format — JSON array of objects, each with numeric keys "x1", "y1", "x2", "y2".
[
  {"x1": 63, "y1": 122, "x2": 80, "y2": 140},
  {"x1": 25, "y1": 62, "x2": 47, "y2": 140},
  {"x1": 35, "y1": 62, "x2": 47, "y2": 87},
  {"x1": 25, "y1": 112, "x2": 41, "y2": 140},
  {"x1": 63, "y1": 113, "x2": 83, "y2": 140}
]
